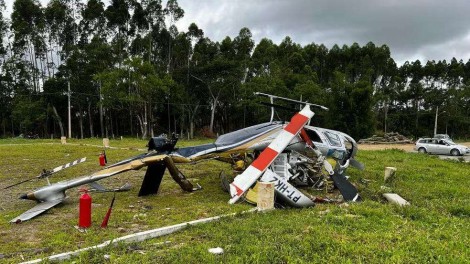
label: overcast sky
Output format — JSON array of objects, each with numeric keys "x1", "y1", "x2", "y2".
[{"x1": 5, "y1": 0, "x2": 470, "y2": 65}]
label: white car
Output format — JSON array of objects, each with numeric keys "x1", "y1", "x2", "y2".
[{"x1": 415, "y1": 138, "x2": 470, "y2": 156}]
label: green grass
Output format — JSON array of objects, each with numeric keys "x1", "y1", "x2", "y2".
[{"x1": 0, "y1": 140, "x2": 469, "y2": 263}]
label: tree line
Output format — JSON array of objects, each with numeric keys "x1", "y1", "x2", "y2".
[{"x1": 0, "y1": 0, "x2": 469, "y2": 140}]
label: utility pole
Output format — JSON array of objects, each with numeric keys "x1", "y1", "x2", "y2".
[{"x1": 68, "y1": 81, "x2": 71, "y2": 139}]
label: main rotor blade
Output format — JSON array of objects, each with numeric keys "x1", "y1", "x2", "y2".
[{"x1": 3, "y1": 178, "x2": 34, "y2": 189}]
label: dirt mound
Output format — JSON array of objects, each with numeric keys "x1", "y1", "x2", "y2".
[{"x1": 358, "y1": 132, "x2": 413, "y2": 144}]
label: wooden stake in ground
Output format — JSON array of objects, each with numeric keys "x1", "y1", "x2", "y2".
[
  {"x1": 103, "y1": 138, "x2": 110, "y2": 148},
  {"x1": 384, "y1": 167, "x2": 397, "y2": 182},
  {"x1": 257, "y1": 182, "x2": 274, "y2": 211}
]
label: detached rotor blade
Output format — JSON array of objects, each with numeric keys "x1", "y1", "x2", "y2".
[{"x1": 3, "y1": 157, "x2": 87, "y2": 189}]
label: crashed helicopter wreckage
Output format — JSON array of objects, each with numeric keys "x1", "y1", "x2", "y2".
[{"x1": 7, "y1": 93, "x2": 364, "y2": 223}]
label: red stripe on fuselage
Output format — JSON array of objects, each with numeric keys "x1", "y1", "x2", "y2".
[
  {"x1": 251, "y1": 147, "x2": 278, "y2": 171},
  {"x1": 284, "y1": 113, "x2": 309, "y2": 135}
]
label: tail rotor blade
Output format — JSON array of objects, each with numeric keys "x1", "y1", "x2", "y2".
[
  {"x1": 3, "y1": 157, "x2": 87, "y2": 189},
  {"x1": 47, "y1": 157, "x2": 87, "y2": 176}
]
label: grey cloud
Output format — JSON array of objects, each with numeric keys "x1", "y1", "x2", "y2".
[
  {"x1": 176, "y1": 0, "x2": 470, "y2": 63},
  {"x1": 7, "y1": 0, "x2": 469, "y2": 64}
]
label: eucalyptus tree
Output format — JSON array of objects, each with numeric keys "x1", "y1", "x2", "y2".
[
  {"x1": 11, "y1": 0, "x2": 45, "y2": 92},
  {"x1": 326, "y1": 71, "x2": 375, "y2": 139},
  {"x1": 191, "y1": 36, "x2": 242, "y2": 134},
  {"x1": 80, "y1": 0, "x2": 106, "y2": 42},
  {"x1": 95, "y1": 56, "x2": 171, "y2": 139},
  {"x1": 0, "y1": 0, "x2": 10, "y2": 136},
  {"x1": 141, "y1": 0, "x2": 164, "y2": 63},
  {"x1": 163, "y1": 0, "x2": 183, "y2": 73},
  {"x1": 105, "y1": 0, "x2": 131, "y2": 65},
  {"x1": 0, "y1": 0, "x2": 6, "y2": 58},
  {"x1": 249, "y1": 38, "x2": 277, "y2": 78}
]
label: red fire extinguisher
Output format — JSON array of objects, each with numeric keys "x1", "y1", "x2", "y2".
[
  {"x1": 99, "y1": 151, "x2": 106, "y2": 166},
  {"x1": 79, "y1": 190, "x2": 92, "y2": 228}
]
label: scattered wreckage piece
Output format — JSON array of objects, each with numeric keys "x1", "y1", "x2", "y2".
[{"x1": 383, "y1": 193, "x2": 410, "y2": 206}]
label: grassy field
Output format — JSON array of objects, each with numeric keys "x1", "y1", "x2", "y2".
[{"x1": 0, "y1": 138, "x2": 469, "y2": 263}]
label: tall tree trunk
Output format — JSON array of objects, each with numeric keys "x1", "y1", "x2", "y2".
[
  {"x1": 2, "y1": 118, "x2": 6, "y2": 137},
  {"x1": 137, "y1": 104, "x2": 148, "y2": 140},
  {"x1": 88, "y1": 101, "x2": 94, "y2": 137},
  {"x1": 52, "y1": 105, "x2": 65, "y2": 137},
  {"x1": 144, "y1": 103, "x2": 148, "y2": 139},
  {"x1": 180, "y1": 107, "x2": 184, "y2": 138},
  {"x1": 137, "y1": 114, "x2": 146, "y2": 139},
  {"x1": 29, "y1": 44, "x2": 37, "y2": 92},
  {"x1": 100, "y1": 84, "x2": 104, "y2": 137},
  {"x1": 39, "y1": 56, "x2": 45, "y2": 85},
  {"x1": 105, "y1": 112, "x2": 109, "y2": 138},
  {"x1": 209, "y1": 95, "x2": 220, "y2": 135},
  {"x1": 110, "y1": 112, "x2": 114, "y2": 138},
  {"x1": 415, "y1": 100, "x2": 420, "y2": 138},
  {"x1": 129, "y1": 108, "x2": 133, "y2": 136},
  {"x1": 45, "y1": 47, "x2": 51, "y2": 78},
  {"x1": 384, "y1": 99, "x2": 389, "y2": 134},
  {"x1": 78, "y1": 105, "x2": 84, "y2": 139},
  {"x1": 208, "y1": 89, "x2": 221, "y2": 134},
  {"x1": 115, "y1": 114, "x2": 119, "y2": 138},
  {"x1": 50, "y1": 48, "x2": 55, "y2": 76},
  {"x1": 189, "y1": 104, "x2": 199, "y2": 139},
  {"x1": 149, "y1": 103, "x2": 154, "y2": 138}
]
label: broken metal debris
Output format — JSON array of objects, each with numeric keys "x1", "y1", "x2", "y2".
[
  {"x1": 383, "y1": 193, "x2": 410, "y2": 206},
  {"x1": 208, "y1": 247, "x2": 224, "y2": 255}
]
